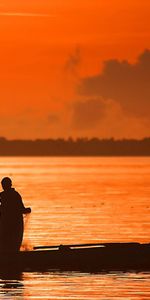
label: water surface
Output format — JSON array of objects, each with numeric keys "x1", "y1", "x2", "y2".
[{"x1": 0, "y1": 156, "x2": 150, "y2": 299}]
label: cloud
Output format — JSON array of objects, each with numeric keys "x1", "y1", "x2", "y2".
[
  {"x1": 47, "y1": 114, "x2": 60, "y2": 124},
  {"x1": 70, "y1": 96, "x2": 150, "y2": 138},
  {"x1": 67, "y1": 49, "x2": 150, "y2": 138},
  {"x1": 78, "y1": 49, "x2": 150, "y2": 118},
  {"x1": 0, "y1": 12, "x2": 53, "y2": 18},
  {"x1": 64, "y1": 47, "x2": 81, "y2": 75},
  {"x1": 72, "y1": 97, "x2": 108, "y2": 130}
]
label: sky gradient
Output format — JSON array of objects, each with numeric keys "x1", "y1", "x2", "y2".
[{"x1": 0, "y1": 0, "x2": 150, "y2": 139}]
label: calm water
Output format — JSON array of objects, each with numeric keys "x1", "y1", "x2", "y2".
[{"x1": 0, "y1": 156, "x2": 150, "y2": 299}]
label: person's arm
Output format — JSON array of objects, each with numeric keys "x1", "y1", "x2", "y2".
[
  {"x1": 23, "y1": 207, "x2": 31, "y2": 214},
  {"x1": 17, "y1": 192, "x2": 31, "y2": 214}
]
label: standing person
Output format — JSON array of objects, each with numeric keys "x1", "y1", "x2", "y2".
[{"x1": 0, "y1": 177, "x2": 31, "y2": 252}]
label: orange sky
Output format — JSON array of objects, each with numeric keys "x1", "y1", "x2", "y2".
[{"x1": 0, "y1": 0, "x2": 150, "y2": 139}]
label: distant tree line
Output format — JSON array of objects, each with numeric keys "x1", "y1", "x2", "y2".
[{"x1": 0, "y1": 137, "x2": 149, "y2": 156}]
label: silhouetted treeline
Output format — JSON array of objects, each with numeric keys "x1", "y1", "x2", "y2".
[{"x1": 0, "y1": 137, "x2": 150, "y2": 156}]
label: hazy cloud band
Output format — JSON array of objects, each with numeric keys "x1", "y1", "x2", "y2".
[{"x1": 0, "y1": 12, "x2": 54, "y2": 18}]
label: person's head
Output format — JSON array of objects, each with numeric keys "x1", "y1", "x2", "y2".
[{"x1": 1, "y1": 177, "x2": 12, "y2": 191}]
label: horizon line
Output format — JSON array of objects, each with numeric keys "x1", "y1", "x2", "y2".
[{"x1": 0, "y1": 137, "x2": 149, "y2": 141}]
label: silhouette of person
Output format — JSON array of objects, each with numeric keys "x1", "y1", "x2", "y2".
[{"x1": 0, "y1": 177, "x2": 31, "y2": 252}]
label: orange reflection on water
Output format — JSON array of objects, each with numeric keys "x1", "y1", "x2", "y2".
[{"x1": 0, "y1": 156, "x2": 150, "y2": 299}]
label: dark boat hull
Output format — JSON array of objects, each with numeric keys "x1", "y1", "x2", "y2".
[{"x1": 1, "y1": 243, "x2": 150, "y2": 273}]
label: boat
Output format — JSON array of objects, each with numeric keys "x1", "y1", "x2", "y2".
[{"x1": 1, "y1": 242, "x2": 150, "y2": 273}]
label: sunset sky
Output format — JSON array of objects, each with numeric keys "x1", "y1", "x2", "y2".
[{"x1": 0, "y1": 0, "x2": 150, "y2": 139}]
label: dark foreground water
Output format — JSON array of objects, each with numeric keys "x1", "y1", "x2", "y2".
[{"x1": 0, "y1": 156, "x2": 150, "y2": 299}]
